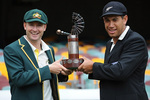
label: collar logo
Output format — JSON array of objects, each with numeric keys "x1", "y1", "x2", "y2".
[
  {"x1": 106, "y1": 6, "x2": 113, "y2": 12},
  {"x1": 33, "y1": 12, "x2": 41, "y2": 19}
]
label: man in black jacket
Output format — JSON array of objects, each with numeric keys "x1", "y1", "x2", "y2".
[{"x1": 78, "y1": 1, "x2": 148, "y2": 100}]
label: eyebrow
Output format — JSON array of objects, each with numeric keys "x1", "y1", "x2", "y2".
[{"x1": 103, "y1": 16, "x2": 119, "y2": 21}]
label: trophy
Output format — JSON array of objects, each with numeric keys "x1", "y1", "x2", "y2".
[{"x1": 56, "y1": 12, "x2": 85, "y2": 70}]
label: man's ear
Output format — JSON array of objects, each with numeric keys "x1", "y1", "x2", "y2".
[
  {"x1": 23, "y1": 22, "x2": 26, "y2": 30},
  {"x1": 123, "y1": 15, "x2": 128, "y2": 25},
  {"x1": 43, "y1": 24, "x2": 47, "y2": 31}
]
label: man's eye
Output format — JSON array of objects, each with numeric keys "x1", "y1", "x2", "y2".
[
  {"x1": 104, "y1": 19, "x2": 109, "y2": 22},
  {"x1": 37, "y1": 24, "x2": 42, "y2": 26},
  {"x1": 113, "y1": 18, "x2": 118, "y2": 22},
  {"x1": 28, "y1": 23, "x2": 34, "y2": 26}
]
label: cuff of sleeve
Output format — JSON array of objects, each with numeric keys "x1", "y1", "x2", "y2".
[
  {"x1": 88, "y1": 62, "x2": 98, "y2": 79},
  {"x1": 88, "y1": 62, "x2": 96, "y2": 79},
  {"x1": 38, "y1": 65, "x2": 52, "y2": 83}
]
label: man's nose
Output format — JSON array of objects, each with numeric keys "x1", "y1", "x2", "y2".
[
  {"x1": 32, "y1": 25, "x2": 38, "y2": 31},
  {"x1": 109, "y1": 21, "x2": 115, "y2": 27}
]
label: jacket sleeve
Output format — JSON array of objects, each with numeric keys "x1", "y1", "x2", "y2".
[
  {"x1": 89, "y1": 37, "x2": 148, "y2": 81},
  {"x1": 4, "y1": 46, "x2": 52, "y2": 87}
]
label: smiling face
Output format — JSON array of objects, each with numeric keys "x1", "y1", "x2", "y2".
[
  {"x1": 23, "y1": 21, "x2": 47, "y2": 44},
  {"x1": 103, "y1": 15, "x2": 128, "y2": 43}
]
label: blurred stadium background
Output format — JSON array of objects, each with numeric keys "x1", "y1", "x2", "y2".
[{"x1": 0, "y1": 38, "x2": 150, "y2": 99}]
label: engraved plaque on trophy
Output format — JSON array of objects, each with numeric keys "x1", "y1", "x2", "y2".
[{"x1": 56, "y1": 12, "x2": 85, "y2": 70}]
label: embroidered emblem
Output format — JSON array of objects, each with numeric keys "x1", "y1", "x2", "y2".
[
  {"x1": 33, "y1": 12, "x2": 41, "y2": 19},
  {"x1": 106, "y1": 6, "x2": 113, "y2": 12}
]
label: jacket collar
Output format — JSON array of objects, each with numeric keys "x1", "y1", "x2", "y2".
[
  {"x1": 105, "y1": 28, "x2": 132, "y2": 63},
  {"x1": 18, "y1": 36, "x2": 54, "y2": 68},
  {"x1": 111, "y1": 26, "x2": 130, "y2": 43},
  {"x1": 24, "y1": 35, "x2": 50, "y2": 52},
  {"x1": 18, "y1": 36, "x2": 39, "y2": 68}
]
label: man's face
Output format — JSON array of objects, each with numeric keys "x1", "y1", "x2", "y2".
[
  {"x1": 103, "y1": 15, "x2": 128, "y2": 40},
  {"x1": 23, "y1": 21, "x2": 47, "y2": 43}
]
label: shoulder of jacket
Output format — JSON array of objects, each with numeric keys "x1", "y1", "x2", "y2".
[{"x1": 4, "y1": 40, "x2": 19, "y2": 49}]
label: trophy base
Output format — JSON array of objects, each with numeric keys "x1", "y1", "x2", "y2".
[{"x1": 60, "y1": 58, "x2": 84, "y2": 70}]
